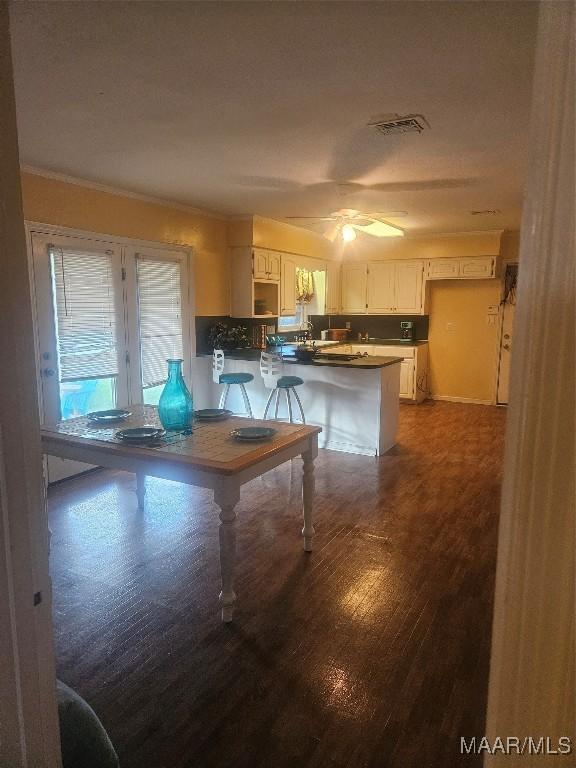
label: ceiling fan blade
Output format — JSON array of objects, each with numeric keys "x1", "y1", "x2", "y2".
[
  {"x1": 285, "y1": 216, "x2": 336, "y2": 222},
  {"x1": 347, "y1": 218, "x2": 373, "y2": 227},
  {"x1": 365, "y1": 211, "x2": 408, "y2": 218},
  {"x1": 324, "y1": 223, "x2": 341, "y2": 242},
  {"x1": 352, "y1": 220, "x2": 404, "y2": 238}
]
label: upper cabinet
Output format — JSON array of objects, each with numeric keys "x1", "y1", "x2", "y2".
[
  {"x1": 342, "y1": 259, "x2": 426, "y2": 315},
  {"x1": 394, "y1": 261, "x2": 425, "y2": 313},
  {"x1": 426, "y1": 256, "x2": 496, "y2": 280},
  {"x1": 325, "y1": 261, "x2": 341, "y2": 315},
  {"x1": 427, "y1": 258, "x2": 460, "y2": 280},
  {"x1": 341, "y1": 263, "x2": 368, "y2": 314},
  {"x1": 253, "y1": 248, "x2": 281, "y2": 281},
  {"x1": 231, "y1": 247, "x2": 279, "y2": 317},
  {"x1": 368, "y1": 260, "x2": 425, "y2": 314},
  {"x1": 367, "y1": 262, "x2": 395, "y2": 312},
  {"x1": 280, "y1": 255, "x2": 297, "y2": 316}
]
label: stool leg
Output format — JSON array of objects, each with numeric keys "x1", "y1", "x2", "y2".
[
  {"x1": 292, "y1": 387, "x2": 305, "y2": 424},
  {"x1": 219, "y1": 383, "x2": 230, "y2": 409},
  {"x1": 286, "y1": 388, "x2": 293, "y2": 423},
  {"x1": 263, "y1": 388, "x2": 275, "y2": 419},
  {"x1": 274, "y1": 388, "x2": 280, "y2": 419},
  {"x1": 239, "y1": 384, "x2": 253, "y2": 418}
]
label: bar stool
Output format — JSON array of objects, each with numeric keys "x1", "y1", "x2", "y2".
[
  {"x1": 260, "y1": 350, "x2": 306, "y2": 423},
  {"x1": 212, "y1": 349, "x2": 254, "y2": 417}
]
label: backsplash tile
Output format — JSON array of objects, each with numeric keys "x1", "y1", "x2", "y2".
[
  {"x1": 196, "y1": 314, "x2": 428, "y2": 353},
  {"x1": 309, "y1": 314, "x2": 429, "y2": 341}
]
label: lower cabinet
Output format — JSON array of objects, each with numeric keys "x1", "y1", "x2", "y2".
[
  {"x1": 323, "y1": 343, "x2": 429, "y2": 402},
  {"x1": 399, "y1": 359, "x2": 414, "y2": 399},
  {"x1": 371, "y1": 345, "x2": 428, "y2": 402}
]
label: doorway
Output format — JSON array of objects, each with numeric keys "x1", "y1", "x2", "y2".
[
  {"x1": 496, "y1": 263, "x2": 518, "y2": 405},
  {"x1": 29, "y1": 226, "x2": 193, "y2": 481}
]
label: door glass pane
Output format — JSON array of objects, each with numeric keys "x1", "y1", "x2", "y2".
[
  {"x1": 136, "y1": 257, "x2": 184, "y2": 402},
  {"x1": 59, "y1": 376, "x2": 118, "y2": 419},
  {"x1": 49, "y1": 246, "x2": 120, "y2": 419}
]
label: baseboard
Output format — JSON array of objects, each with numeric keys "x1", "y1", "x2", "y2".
[{"x1": 430, "y1": 395, "x2": 495, "y2": 406}]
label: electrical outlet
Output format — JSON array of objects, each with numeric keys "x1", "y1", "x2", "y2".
[
  {"x1": 487, "y1": 304, "x2": 499, "y2": 315},
  {"x1": 345, "y1": 322, "x2": 351, "y2": 329}
]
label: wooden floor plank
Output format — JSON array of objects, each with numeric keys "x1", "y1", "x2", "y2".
[{"x1": 48, "y1": 401, "x2": 505, "y2": 767}]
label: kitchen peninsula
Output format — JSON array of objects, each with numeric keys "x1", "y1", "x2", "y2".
[{"x1": 193, "y1": 350, "x2": 402, "y2": 456}]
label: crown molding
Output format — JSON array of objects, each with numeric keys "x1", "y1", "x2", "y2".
[
  {"x1": 406, "y1": 229, "x2": 504, "y2": 239},
  {"x1": 20, "y1": 165, "x2": 229, "y2": 221}
]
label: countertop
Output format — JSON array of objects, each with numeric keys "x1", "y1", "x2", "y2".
[
  {"x1": 200, "y1": 349, "x2": 403, "y2": 369},
  {"x1": 322, "y1": 338, "x2": 429, "y2": 347}
]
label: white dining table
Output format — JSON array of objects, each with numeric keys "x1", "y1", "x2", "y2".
[{"x1": 40, "y1": 406, "x2": 321, "y2": 622}]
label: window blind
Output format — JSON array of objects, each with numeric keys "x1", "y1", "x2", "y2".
[
  {"x1": 49, "y1": 247, "x2": 119, "y2": 382},
  {"x1": 136, "y1": 257, "x2": 183, "y2": 389}
]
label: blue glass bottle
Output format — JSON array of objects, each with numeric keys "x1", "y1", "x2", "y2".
[{"x1": 158, "y1": 359, "x2": 193, "y2": 431}]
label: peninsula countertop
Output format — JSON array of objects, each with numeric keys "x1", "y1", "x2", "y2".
[{"x1": 200, "y1": 350, "x2": 403, "y2": 369}]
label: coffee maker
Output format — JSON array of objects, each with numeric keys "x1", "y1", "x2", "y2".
[{"x1": 400, "y1": 321, "x2": 415, "y2": 342}]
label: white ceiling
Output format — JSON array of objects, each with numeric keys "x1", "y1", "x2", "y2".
[{"x1": 10, "y1": 1, "x2": 538, "y2": 234}]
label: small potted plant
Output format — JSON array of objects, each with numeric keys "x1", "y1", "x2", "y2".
[{"x1": 208, "y1": 322, "x2": 250, "y2": 350}]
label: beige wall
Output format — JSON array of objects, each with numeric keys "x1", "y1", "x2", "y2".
[
  {"x1": 426, "y1": 233, "x2": 520, "y2": 403},
  {"x1": 250, "y1": 215, "x2": 336, "y2": 260},
  {"x1": 20, "y1": 172, "x2": 230, "y2": 316},
  {"x1": 428, "y1": 279, "x2": 503, "y2": 402},
  {"x1": 343, "y1": 229, "x2": 502, "y2": 261},
  {"x1": 20, "y1": 171, "x2": 522, "y2": 402},
  {"x1": 341, "y1": 228, "x2": 519, "y2": 403},
  {"x1": 499, "y1": 230, "x2": 521, "y2": 262}
]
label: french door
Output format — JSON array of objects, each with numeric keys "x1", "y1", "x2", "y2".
[{"x1": 29, "y1": 229, "x2": 192, "y2": 482}]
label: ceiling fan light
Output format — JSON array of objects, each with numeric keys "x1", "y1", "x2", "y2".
[{"x1": 341, "y1": 224, "x2": 357, "y2": 242}]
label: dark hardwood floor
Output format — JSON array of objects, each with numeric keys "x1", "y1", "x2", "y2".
[{"x1": 48, "y1": 401, "x2": 506, "y2": 768}]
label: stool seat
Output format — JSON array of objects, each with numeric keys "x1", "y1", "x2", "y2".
[
  {"x1": 219, "y1": 372, "x2": 254, "y2": 385},
  {"x1": 277, "y1": 375, "x2": 304, "y2": 388}
]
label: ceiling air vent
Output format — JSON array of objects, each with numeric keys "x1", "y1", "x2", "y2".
[{"x1": 368, "y1": 114, "x2": 430, "y2": 136}]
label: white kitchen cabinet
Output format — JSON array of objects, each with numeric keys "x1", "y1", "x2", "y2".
[
  {"x1": 367, "y1": 262, "x2": 395, "y2": 312},
  {"x1": 231, "y1": 247, "x2": 279, "y2": 317},
  {"x1": 459, "y1": 256, "x2": 495, "y2": 278},
  {"x1": 253, "y1": 249, "x2": 269, "y2": 279},
  {"x1": 280, "y1": 255, "x2": 297, "y2": 316},
  {"x1": 395, "y1": 261, "x2": 425, "y2": 313},
  {"x1": 341, "y1": 263, "x2": 368, "y2": 314},
  {"x1": 321, "y1": 342, "x2": 428, "y2": 402},
  {"x1": 253, "y1": 248, "x2": 281, "y2": 281},
  {"x1": 372, "y1": 344, "x2": 428, "y2": 402},
  {"x1": 365, "y1": 260, "x2": 425, "y2": 314},
  {"x1": 350, "y1": 344, "x2": 374, "y2": 355},
  {"x1": 426, "y1": 258, "x2": 460, "y2": 280},
  {"x1": 426, "y1": 256, "x2": 496, "y2": 280},
  {"x1": 325, "y1": 261, "x2": 341, "y2": 314},
  {"x1": 399, "y1": 359, "x2": 414, "y2": 399},
  {"x1": 267, "y1": 251, "x2": 281, "y2": 281}
]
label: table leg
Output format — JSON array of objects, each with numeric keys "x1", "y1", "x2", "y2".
[
  {"x1": 136, "y1": 473, "x2": 146, "y2": 510},
  {"x1": 302, "y1": 448, "x2": 316, "y2": 552},
  {"x1": 214, "y1": 482, "x2": 240, "y2": 623}
]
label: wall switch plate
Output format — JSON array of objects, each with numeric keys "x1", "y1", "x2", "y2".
[
  {"x1": 487, "y1": 315, "x2": 496, "y2": 325},
  {"x1": 487, "y1": 304, "x2": 499, "y2": 315},
  {"x1": 345, "y1": 322, "x2": 351, "y2": 329},
  {"x1": 446, "y1": 322, "x2": 456, "y2": 333}
]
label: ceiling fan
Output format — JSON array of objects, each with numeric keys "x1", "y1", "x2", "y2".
[{"x1": 285, "y1": 209, "x2": 405, "y2": 242}]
